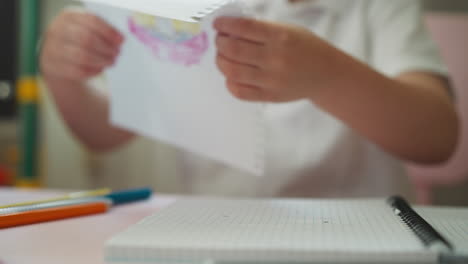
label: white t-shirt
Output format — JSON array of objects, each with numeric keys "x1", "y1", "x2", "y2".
[
  {"x1": 171, "y1": 0, "x2": 446, "y2": 197},
  {"x1": 171, "y1": 0, "x2": 447, "y2": 199}
]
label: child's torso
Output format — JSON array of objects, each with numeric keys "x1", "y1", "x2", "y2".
[{"x1": 176, "y1": 0, "x2": 412, "y2": 199}]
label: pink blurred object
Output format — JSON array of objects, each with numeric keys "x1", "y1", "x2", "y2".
[
  {"x1": 408, "y1": 13, "x2": 468, "y2": 204},
  {"x1": 0, "y1": 166, "x2": 8, "y2": 185}
]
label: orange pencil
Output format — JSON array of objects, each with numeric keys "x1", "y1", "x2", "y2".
[{"x1": 0, "y1": 199, "x2": 111, "y2": 229}]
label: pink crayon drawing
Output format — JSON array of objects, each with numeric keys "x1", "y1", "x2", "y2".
[{"x1": 128, "y1": 16, "x2": 209, "y2": 67}]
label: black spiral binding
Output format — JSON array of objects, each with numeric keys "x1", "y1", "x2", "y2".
[
  {"x1": 388, "y1": 196, "x2": 454, "y2": 251},
  {"x1": 190, "y1": 0, "x2": 233, "y2": 21}
]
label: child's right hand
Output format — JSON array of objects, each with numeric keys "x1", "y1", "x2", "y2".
[{"x1": 40, "y1": 8, "x2": 124, "y2": 83}]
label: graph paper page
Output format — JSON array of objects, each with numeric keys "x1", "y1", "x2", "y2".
[
  {"x1": 105, "y1": 198, "x2": 435, "y2": 263},
  {"x1": 417, "y1": 207, "x2": 468, "y2": 256}
]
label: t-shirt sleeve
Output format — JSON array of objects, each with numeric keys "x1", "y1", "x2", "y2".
[{"x1": 368, "y1": 0, "x2": 448, "y2": 78}]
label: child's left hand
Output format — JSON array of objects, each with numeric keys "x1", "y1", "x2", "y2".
[{"x1": 214, "y1": 17, "x2": 335, "y2": 102}]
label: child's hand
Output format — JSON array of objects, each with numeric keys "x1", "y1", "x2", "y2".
[
  {"x1": 214, "y1": 17, "x2": 333, "y2": 102},
  {"x1": 40, "y1": 9, "x2": 124, "y2": 83},
  {"x1": 214, "y1": 17, "x2": 459, "y2": 165}
]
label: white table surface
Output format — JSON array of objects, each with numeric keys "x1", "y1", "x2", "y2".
[
  {"x1": 0, "y1": 188, "x2": 176, "y2": 264},
  {"x1": 2, "y1": 188, "x2": 461, "y2": 264}
]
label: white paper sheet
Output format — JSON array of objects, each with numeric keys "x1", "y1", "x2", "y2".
[
  {"x1": 83, "y1": 1, "x2": 265, "y2": 175},
  {"x1": 82, "y1": 0, "x2": 233, "y2": 22}
]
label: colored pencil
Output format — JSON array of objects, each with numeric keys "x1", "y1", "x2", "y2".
[
  {"x1": 0, "y1": 199, "x2": 111, "y2": 229},
  {"x1": 0, "y1": 188, "x2": 111, "y2": 209},
  {"x1": 0, "y1": 197, "x2": 112, "y2": 215}
]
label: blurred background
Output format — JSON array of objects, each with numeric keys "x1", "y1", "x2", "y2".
[{"x1": 0, "y1": 0, "x2": 467, "y2": 205}]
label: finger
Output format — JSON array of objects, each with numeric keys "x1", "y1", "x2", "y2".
[
  {"x1": 42, "y1": 54, "x2": 103, "y2": 82},
  {"x1": 62, "y1": 22, "x2": 119, "y2": 59},
  {"x1": 44, "y1": 38, "x2": 110, "y2": 81},
  {"x1": 216, "y1": 34, "x2": 267, "y2": 67},
  {"x1": 62, "y1": 64, "x2": 103, "y2": 81},
  {"x1": 226, "y1": 79, "x2": 269, "y2": 102},
  {"x1": 68, "y1": 12, "x2": 124, "y2": 46},
  {"x1": 214, "y1": 17, "x2": 273, "y2": 43},
  {"x1": 61, "y1": 44, "x2": 115, "y2": 69},
  {"x1": 216, "y1": 54, "x2": 265, "y2": 87}
]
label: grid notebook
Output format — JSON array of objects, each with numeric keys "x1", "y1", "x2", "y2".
[{"x1": 104, "y1": 197, "x2": 468, "y2": 264}]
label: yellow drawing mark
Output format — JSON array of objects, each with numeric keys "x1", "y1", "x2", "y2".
[
  {"x1": 172, "y1": 20, "x2": 201, "y2": 35},
  {"x1": 133, "y1": 13, "x2": 157, "y2": 28}
]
